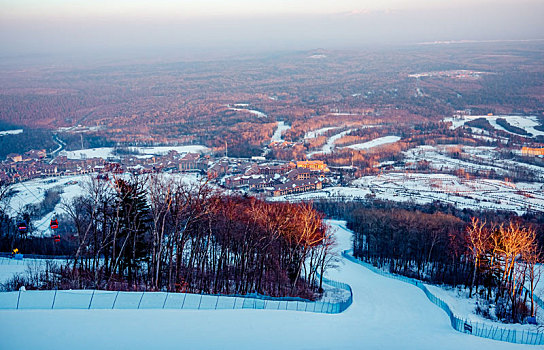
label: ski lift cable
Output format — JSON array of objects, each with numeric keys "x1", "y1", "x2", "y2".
[
  {"x1": 19, "y1": 181, "x2": 42, "y2": 203},
  {"x1": 10, "y1": 182, "x2": 57, "y2": 233}
]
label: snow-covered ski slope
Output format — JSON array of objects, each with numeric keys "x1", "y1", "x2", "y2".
[{"x1": 0, "y1": 221, "x2": 530, "y2": 349}]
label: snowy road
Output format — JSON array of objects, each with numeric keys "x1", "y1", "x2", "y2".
[{"x1": 0, "y1": 221, "x2": 530, "y2": 349}]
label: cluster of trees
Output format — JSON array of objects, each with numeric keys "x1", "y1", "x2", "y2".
[
  {"x1": 0, "y1": 125, "x2": 56, "y2": 159},
  {"x1": 495, "y1": 118, "x2": 531, "y2": 136},
  {"x1": 348, "y1": 208, "x2": 465, "y2": 283},
  {"x1": 283, "y1": 115, "x2": 375, "y2": 142},
  {"x1": 23, "y1": 187, "x2": 63, "y2": 220},
  {"x1": 345, "y1": 205, "x2": 543, "y2": 323},
  {"x1": 314, "y1": 197, "x2": 544, "y2": 324},
  {"x1": 465, "y1": 219, "x2": 541, "y2": 322},
  {"x1": 465, "y1": 118, "x2": 534, "y2": 144},
  {"x1": 59, "y1": 175, "x2": 333, "y2": 298},
  {"x1": 208, "y1": 120, "x2": 276, "y2": 158}
]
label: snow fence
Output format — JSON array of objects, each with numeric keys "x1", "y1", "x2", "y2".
[
  {"x1": 0, "y1": 275, "x2": 352, "y2": 314},
  {"x1": 342, "y1": 250, "x2": 544, "y2": 346}
]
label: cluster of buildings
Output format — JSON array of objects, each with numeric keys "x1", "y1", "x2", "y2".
[
  {"x1": 0, "y1": 149, "x2": 208, "y2": 183},
  {"x1": 2, "y1": 149, "x2": 332, "y2": 198},
  {"x1": 521, "y1": 147, "x2": 544, "y2": 157},
  {"x1": 1, "y1": 149, "x2": 55, "y2": 182},
  {"x1": 222, "y1": 160, "x2": 329, "y2": 197}
]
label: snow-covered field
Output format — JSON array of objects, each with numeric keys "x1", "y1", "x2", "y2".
[
  {"x1": 7, "y1": 173, "x2": 204, "y2": 236},
  {"x1": 403, "y1": 145, "x2": 544, "y2": 182},
  {"x1": 59, "y1": 145, "x2": 209, "y2": 160},
  {"x1": 228, "y1": 105, "x2": 268, "y2": 118},
  {"x1": 342, "y1": 135, "x2": 401, "y2": 151},
  {"x1": 0, "y1": 258, "x2": 64, "y2": 286},
  {"x1": 273, "y1": 172, "x2": 544, "y2": 214},
  {"x1": 357, "y1": 173, "x2": 544, "y2": 213},
  {"x1": 446, "y1": 115, "x2": 544, "y2": 138},
  {"x1": 0, "y1": 129, "x2": 23, "y2": 136},
  {"x1": 0, "y1": 221, "x2": 529, "y2": 349},
  {"x1": 7, "y1": 175, "x2": 88, "y2": 235},
  {"x1": 269, "y1": 186, "x2": 371, "y2": 202}
]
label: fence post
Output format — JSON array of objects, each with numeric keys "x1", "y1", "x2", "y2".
[
  {"x1": 112, "y1": 291, "x2": 120, "y2": 309},
  {"x1": 215, "y1": 295, "x2": 220, "y2": 310},
  {"x1": 51, "y1": 289, "x2": 57, "y2": 309},
  {"x1": 232, "y1": 297, "x2": 237, "y2": 309},
  {"x1": 162, "y1": 293, "x2": 169, "y2": 309},
  {"x1": 16, "y1": 289, "x2": 21, "y2": 309},
  {"x1": 181, "y1": 293, "x2": 187, "y2": 309},
  {"x1": 198, "y1": 292, "x2": 203, "y2": 309},
  {"x1": 88, "y1": 290, "x2": 95, "y2": 309},
  {"x1": 137, "y1": 292, "x2": 145, "y2": 309}
]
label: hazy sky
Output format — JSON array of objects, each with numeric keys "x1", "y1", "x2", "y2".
[
  {"x1": 1, "y1": 0, "x2": 543, "y2": 60},
  {"x1": 2, "y1": 0, "x2": 519, "y2": 18}
]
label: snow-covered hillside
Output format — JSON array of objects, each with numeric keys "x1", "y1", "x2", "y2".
[
  {"x1": 446, "y1": 115, "x2": 544, "y2": 138},
  {"x1": 342, "y1": 135, "x2": 401, "y2": 151},
  {"x1": 271, "y1": 121, "x2": 291, "y2": 143},
  {"x1": 60, "y1": 145, "x2": 209, "y2": 160},
  {"x1": 0, "y1": 221, "x2": 529, "y2": 349},
  {"x1": 7, "y1": 173, "x2": 204, "y2": 236}
]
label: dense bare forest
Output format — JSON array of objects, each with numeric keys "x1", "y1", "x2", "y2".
[{"x1": 2, "y1": 176, "x2": 333, "y2": 299}]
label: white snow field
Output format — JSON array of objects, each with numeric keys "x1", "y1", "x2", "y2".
[
  {"x1": 445, "y1": 115, "x2": 544, "y2": 138},
  {"x1": 0, "y1": 129, "x2": 23, "y2": 136},
  {"x1": 426, "y1": 284, "x2": 541, "y2": 333},
  {"x1": 271, "y1": 121, "x2": 291, "y2": 143},
  {"x1": 0, "y1": 258, "x2": 64, "y2": 285},
  {"x1": 0, "y1": 258, "x2": 33, "y2": 284},
  {"x1": 7, "y1": 175, "x2": 89, "y2": 236},
  {"x1": 227, "y1": 105, "x2": 268, "y2": 118},
  {"x1": 7, "y1": 173, "x2": 204, "y2": 237},
  {"x1": 0, "y1": 221, "x2": 530, "y2": 349},
  {"x1": 271, "y1": 172, "x2": 544, "y2": 214},
  {"x1": 342, "y1": 135, "x2": 401, "y2": 151},
  {"x1": 59, "y1": 145, "x2": 209, "y2": 160}
]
